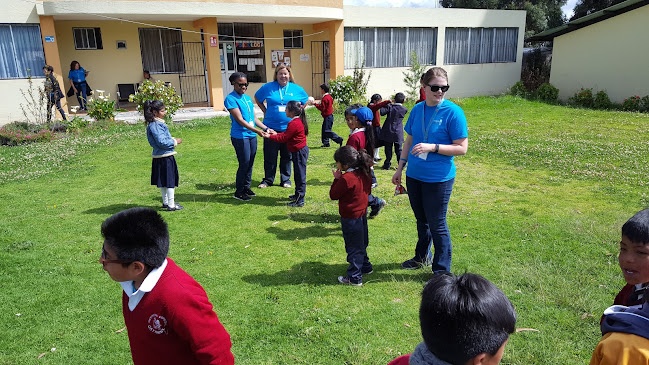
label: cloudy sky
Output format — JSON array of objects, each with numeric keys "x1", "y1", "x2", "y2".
[{"x1": 344, "y1": 0, "x2": 578, "y2": 19}]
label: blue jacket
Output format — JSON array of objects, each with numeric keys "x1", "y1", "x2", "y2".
[{"x1": 146, "y1": 119, "x2": 177, "y2": 158}]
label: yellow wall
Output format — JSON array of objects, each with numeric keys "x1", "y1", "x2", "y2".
[{"x1": 550, "y1": 5, "x2": 649, "y2": 103}]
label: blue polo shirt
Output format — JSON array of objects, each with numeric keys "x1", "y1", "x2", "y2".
[
  {"x1": 68, "y1": 68, "x2": 86, "y2": 83},
  {"x1": 254, "y1": 81, "x2": 308, "y2": 132},
  {"x1": 404, "y1": 99, "x2": 468, "y2": 183},
  {"x1": 224, "y1": 91, "x2": 257, "y2": 139}
]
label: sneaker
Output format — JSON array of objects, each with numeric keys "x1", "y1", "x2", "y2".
[
  {"x1": 233, "y1": 193, "x2": 251, "y2": 201},
  {"x1": 401, "y1": 258, "x2": 424, "y2": 270},
  {"x1": 381, "y1": 163, "x2": 391, "y2": 170},
  {"x1": 362, "y1": 268, "x2": 373, "y2": 275},
  {"x1": 320, "y1": 144, "x2": 330, "y2": 148},
  {"x1": 288, "y1": 194, "x2": 297, "y2": 201},
  {"x1": 281, "y1": 182, "x2": 292, "y2": 188},
  {"x1": 258, "y1": 182, "x2": 269, "y2": 189},
  {"x1": 167, "y1": 203, "x2": 184, "y2": 212},
  {"x1": 337, "y1": 139, "x2": 344, "y2": 147},
  {"x1": 374, "y1": 157, "x2": 382, "y2": 162},
  {"x1": 371, "y1": 182, "x2": 378, "y2": 189},
  {"x1": 245, "y1": 188, "x2": 256, "y2": 197},
  {"x1": 162, "y1": 204, "x2": 169, "y2": 209},
  {"x1": 369, "y1": 199, "x2": 386, "y2": 218},
  {"x1": 287, "y1": 200, "x2": 304, "y2": 207},
  {"x1": 338, "y1": 276, "x2": 362, "y2": 286}
]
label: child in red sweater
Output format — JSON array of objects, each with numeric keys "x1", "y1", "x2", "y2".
[
  {"x1": 262, "y1": 100, "x2": 309, "y2": 207},
  {"x1": 330, "y1": 145, "x2": 374, "y2": 286},
  {"x1": 100, "y1": 207, "x2": 234, "y2": 365},
  {"x1": 314, "y1": 83, "x2": 343, "y2": 148},
  {"x1": 368, "y1": 93, "x2": 391, "y2": 162}
]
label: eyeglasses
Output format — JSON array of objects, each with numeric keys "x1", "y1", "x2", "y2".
[
  {"x1": 99, "y1": 248, "x2": 132, "y2": 265},
  {"x1": 237, "y1": 83, "x2": 249, "y2": 87},
  {"x1": 427, "y1": 84, "x2": 450, "y2": 92}
]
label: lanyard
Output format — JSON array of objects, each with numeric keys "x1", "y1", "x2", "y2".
[
  {"x1": 421, "y1": 102, "x2": 442, "y2": 142},
  {"x1": 278, "y1": 83, "x2": 290, "y2": 104},
  {"x1": 241, "y1": 97, "x2": 253, "y2": 122}
]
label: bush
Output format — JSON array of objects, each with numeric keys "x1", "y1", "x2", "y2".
[
  {"x1": 64, "y1": 116, "x2": 91, "y2": 133},
  {"x1": 0, "y1": 122, "x2": 53, "y2": 146},
  {"x1": 536, "y1": 83, "x2": 559, "y2": 103},
  {"x1": 640, "y1": 96, "x2": 649, "y2": 113},
  {"x1": 87, "y1": 91, "x2": 117, "y2": 121},
  {"x1": 593, "y1": 91, "x2": 612, "y2": 110},
  {"x1": 570, "y1": 88, "x2": 594, "y2": 108},
  {"x1": 329, "y1": 76, "x2": 356, "y2": 105},
  {"x1": 622, "y1": 95, "x2": 641, "y2": 111},
  {"x1": 520, "y1": 48, "x2": 551, "y2": 92},
  {"x1": 129, "y1": 80, "x2": 183, "y2": 119},
  {"x1": 510, "y1": 81, "x2": 528, "y2": 98}
]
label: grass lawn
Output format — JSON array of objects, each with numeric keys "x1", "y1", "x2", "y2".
[{"x1": 1, "y1": 95, "x2": 648, "y2": 364}]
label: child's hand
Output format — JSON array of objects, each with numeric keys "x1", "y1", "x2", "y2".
[
  {"x1": 260, "y1": 131, "x2": 269, "y2": 138},
  {"x1": 267, "y1": 129, "x2": 277, "y2": 135},
  {"x1": 175, "y1": 138, "x2": 183, "y2": 145},
  {"x1": 332, "y1": 169, "x2": 342, "y2": 179}
]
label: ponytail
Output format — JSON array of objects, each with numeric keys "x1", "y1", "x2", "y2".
[
  {"x1": 363, "y1": 123, "x2": 375, "y2": 152},
  {"x1": 143, "y1": 100, "x2": 165, "y2": 125},
  {"x1": 286, "y1": 100, "x2": 308, "y2": 136},
  {"x1": 334, "y1": 146, "x2": 372, "y2": 178}
]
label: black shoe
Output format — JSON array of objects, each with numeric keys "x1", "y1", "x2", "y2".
[
  {"x1": 287, "y1": 200, "x2": 304, "y2": 207},
  {"x1": 288, "y1": 194, "x2": 297, "y2": 201},
  {"x1": 162, "y1": 204, "x2": 169, "y2": 209},
  {"x1": 381, "y1": 163, "x2": 391, "y2": 170},
  {"x1": 320, "y1": 144, "x2": 330, "y2": 148},
  {"x1": 374, "y1": 157, "x2": 382, "y2": 162},
  {"x1": 233, "y1": 192, "x2": 251, "y2": 201},
  {"x1": 401, "y1": 258, "x2": 424, "y2": 270},
  {"x1": 167, "y1": 203, "x2": 184, "y2": 211},
  {"x1": 362, "y1": 268, "x2": 373, "y2": 275},
  {"x1": 337, "y1": 139, "x2": 344, "y2": 147},
  {"x1": 369, "y1": 199, "x2": 386, "y2": 218},
  {"x1": 245, "y1": 188, "x2": 256, "y2": 197}
]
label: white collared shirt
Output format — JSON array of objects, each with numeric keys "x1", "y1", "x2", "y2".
[
  {"x1": 120, "y1": 258, "x2": 168, "y2": 311},
  {"x1": 350, "y1": 127, "x2": 365, "y2": 135}
]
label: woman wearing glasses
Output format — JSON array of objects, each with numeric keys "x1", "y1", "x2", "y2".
[
  {"x1": 391, "y1": 67, "x2": 468, "y2": 273},
  {"x1": 225, "y1": 72, "x2": 270, "y2": 201},
  {"x1": 254, "y1": 65, "x2": 309, "y2": 189}
]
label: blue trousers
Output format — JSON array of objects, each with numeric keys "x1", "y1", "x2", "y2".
[
  {"x1": 406, "y1": 176, "x2": 454, "y2": 273},
  {"x1": 74, "y1": 82, "x2": 88, "y2": 110},
  {"x1": 341, "y1": 215, "x2": 371, "y2": 284},
  {"x1": 321, "y1": 114, "x2": 343, "y2": 146},
  {"x1": 262, "y1": 138, "x2": 291, "y2": 186},
  {"x1": 231, "y1": 137, "x2": 257, "y2": 195},
  {"x1": 291, "y1": 146, "x2": 309, "y2": 204}
]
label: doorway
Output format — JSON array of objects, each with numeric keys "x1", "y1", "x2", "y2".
[
  {"x1": 311, "y1": 41, "x2": 330, "y2": 98},
  {"x1": 220, "y1": 42, "x2": 237, "y2": 96}
]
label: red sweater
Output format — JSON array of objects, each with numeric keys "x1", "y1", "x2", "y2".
[
  {"x1": 346, "y1": 130, "x2": 366, "y2": 151},
  {"x1": 315, "y1": 93, "x2": 333, "y2": 117},
  {"x1": 122, "y1": 259, "x2": 234, "y2": 365},
  {"x1": 330, "y1": 170, "x2": 371, "y2": 218},
  {"x1": 417, "y1": 87, "x2": 426, "y2": 103},
  {"x1": 368, "y1": 100, "x2": 391, "y2": 127},
  {"x1": 268, "y1": 117, "x2": 307, "y2": 152},
  {"x1": 614, "y1": 284, "x2": 644, "y2": 307},
  {"x1": 387, "y1": 354, "x2": 410, "y2": 365}
]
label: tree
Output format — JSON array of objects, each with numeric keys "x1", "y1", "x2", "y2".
[
  {"x1": 570, "y1": 0, "x2": 625, "y2": 20},
  {"x1": 402, "y1": 51, "x2": 427, "y2": 102}
]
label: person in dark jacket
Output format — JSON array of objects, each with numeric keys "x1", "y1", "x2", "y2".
[
  {"x1": 43, "y1": 65, "x2": 66, "y2": 122},
  {"x1": 379, "y1": 92, "x2": 408, "y2": 170}
]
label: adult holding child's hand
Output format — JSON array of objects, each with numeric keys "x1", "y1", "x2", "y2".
[
  {"x1": 254, "y1": 65, "x2": 308, "y2": 189},
  {"x1": 392, "y1": 67, "x2": 468, "y2": 273}
]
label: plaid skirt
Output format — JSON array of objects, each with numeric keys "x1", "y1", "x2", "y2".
[{"x1": 151, "y1": 155, "x2": 179, "y2": 188}]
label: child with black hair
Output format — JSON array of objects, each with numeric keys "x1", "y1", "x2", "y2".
[
  {"x1": 613, "y1": 209, "x2": 649, "y2": 307},
  {"x1": 344, "y1": 105, "x2": 386, "y2": 218},
  {"x1": 388, "y1": 272, "x2": 516, "y2": 365},
  {"x1": 100, "y1": 207, "x2": 234, "y2": 364},
  {"x1": 368, "y1": 93, "x2": 391, "y2": 162},
  {"x1": 379, "y1": 92, "x2": 408, "y2": 170},
  {"x1": 314, "y1": 83, "x2": 343, "y2": 147},
  {"x1": 330, "y1": 146, "x2": 374, "y2": 286},
  {"x1": 144, "y1": 100, "x2": 183, "y2": 211},
  {"x1": 262, "y1": 100, "x2": 309, "y2": 207}
]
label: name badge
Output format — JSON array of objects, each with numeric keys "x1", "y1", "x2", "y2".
[{"x1": 278, "y1": 105, "x2": 286, "y2": 112}]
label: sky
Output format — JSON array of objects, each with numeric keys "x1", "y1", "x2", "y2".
[{"x1": 344, "y1": 0, "x2": 578, "y2": 20}]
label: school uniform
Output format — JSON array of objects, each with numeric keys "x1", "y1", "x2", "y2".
[
  {"x1": 368, "y1": 100, "x2": 391, "y2": 152},
  {"x1": 345, "y1": 128, "x2": 382, "y2": 211},
  {"x1": 379, "y1": 103, "x2": 408, "y2": 168},
  {"x1": 268, "y1": 117, "x2": 309, "y2": 204},
  {"x1": 315, "y1": 93, "x2": 343, "y2": 146},
  {"x1": 147, "y1": 118, "x2": 179, "y2": 188}
]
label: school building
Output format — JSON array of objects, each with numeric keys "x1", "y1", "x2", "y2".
[{"x1": 0, "y1": 0, "x2": 525, "y2": 125}]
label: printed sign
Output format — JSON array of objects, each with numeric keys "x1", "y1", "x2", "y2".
[
  {"x1": 44, "y1": 36, "x2": 55, "y2": 43},
  {"x1": 210, "y1": 36, "x2": 218, "y2": 47}
]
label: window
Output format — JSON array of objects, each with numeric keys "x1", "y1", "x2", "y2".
[
  {"x1": 444, "y1": 28, "x2": 518, "y2": 64},
  {"x1": 73, "y1": 28, "x2": 103, "y2": 50},
  {"x1": 218, "y1": 23, "x2": 266, "y2": 83},
  {"x1": 138, "y1": 28, "x2": 184, "y2": 73},
  {"x1": 283, "y1": 30, "x2": 303, "y2": 49},
  {"x1": 344, "y1": 27, "x2": 437, "y2": 69},
  {"x1": 0, "y1": 24, "x2": 45, "y2": 79}
]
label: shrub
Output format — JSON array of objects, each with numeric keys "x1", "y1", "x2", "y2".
[
  {"x1": 329, "y1": 76, "x2": 356, "y2": 105},
  {"x1": 19, "y1": 73, "x2": 47, "y2": 126},
  {"x1": 0, "y1": 122, "x2": 53, "y2": 146},
  {"x1": 536, "y1": 83, "x2": 559, "y2": 103},
  {"x1": 640, "y1": 96, "x2": 649, "y2": 113},
  {"x1": 510, "y1": 81, "x2": 528, "y2": 98},
  {"x1": 402, "y1": 51, "x2": 427, "y2": 101},
  {"x1": 570, "y1": 88, "x2": 594, "y2": 108},
  {"x1": 129, "y1": 80, "x2": 183, "y2": 119},
  {"x1": 64, "y1": 116, "x2": 91, "y2": 133},
  {"x1": 87, "y1": 90, "x2": 117, "y2": 121},
  {"x1": 622, "y1": 95, "x2": 641, "y2": 111},
  {"x1": 593, "y1": 90, "x2": 612, "y2": 110},
  {"x1": 520, "y1": 48, "x2": 551, "y2": 92}
]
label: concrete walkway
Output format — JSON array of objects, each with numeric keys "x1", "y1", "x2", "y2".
[{"x1": 114, "y1": 107, "x2": 231, "y2": 124}]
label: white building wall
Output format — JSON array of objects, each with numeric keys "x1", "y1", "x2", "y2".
[
  {"x1": 550, "y1": 5, "x2": 649, "y2": 103},
  {"x1": 343, "y1": 6, "x2": 526, "y2": 100}
]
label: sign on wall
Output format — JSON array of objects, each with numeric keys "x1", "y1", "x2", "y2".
[
  {"x1": 210, "y1": 36, "x2": 218, "y2": 47},
  {"x1": 44, "y1": 36, "x2": 55, "y2": 43},
  {"x1": 271, "y1": 49, "x2": 291, "y2": 68}
]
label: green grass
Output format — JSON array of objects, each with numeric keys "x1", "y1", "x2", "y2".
[{"x1": 1, "y1": 96, "x2": 648, "y2": 364}]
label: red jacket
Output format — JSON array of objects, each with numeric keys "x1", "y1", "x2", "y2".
[
  {"x1": 269, "y1": 117, "x2": 307, "y2": 152},
  {"x1": 368, "y1": 100, "x2": 391, "y2": 127},
  {"x1": 387, "y1": 355, "x2": 410, "y2": 365},
  {"x1": 614, "y1": 284, "x2": 645, "y2": 307},
  {"x1": 417, "y1": 87, "x2": 426, "y2": 103},
  {"x1": 346, "y1": 129, "x2": 365, "y2": 151},
  {"x1": 315, "y1": 93, "x2": 333, "y2": 117},
  {"x1": 330, "y1": 169, "x2": 371, "y2": 218},
  {"x1": 122, "y1": 259, "x2": 234, "y2": 365}
]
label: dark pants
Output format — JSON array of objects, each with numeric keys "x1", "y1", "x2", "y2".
[
  {"x1": 321, "y1": 114, "x2": 343, "y2": 146},
  {"x1": 406, "y1": 176, "x2": 454, "y2": 273},
  {"x1": 74, "y1": 82, "x2": 88, "y2": 110},
  {"x1": 231, "y1": 137, "x2": 257, "y2": 195},
  {"x1": 368, "y1": 169, "x2": 380, "y2": 210},
  {"x1": 262, "y1": 138, "x2": 291, "y2": 186},
  {"x1": 47, "y1": 93, "x2": 66, "y2": 122},
  {"x1": 383, "y1": 142, "x2": 402, "y2": 167},
  {"x1": 341, "y1": 215, "x2": 371, "y2": 284},
  {"x1": 291, "y1": 146, "x2": 309, "y2": 204}
]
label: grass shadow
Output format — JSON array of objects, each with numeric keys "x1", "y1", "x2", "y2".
[
  {"x1": 83, "y1": 203, "x2": 148, "y2": 215},
  {"x1": 212, "y1": 194, "x2": 282, "y2": 206},
  {"x1": 266, "y1": 224, "x2": 339, "y2": 240},
  {"x1": 241, "y1": 260, "x2": 434, "y2": 286},
  {"x1": 268, "y1": 213, "x2": 340, "y2": 224},
  {"x1": 195, "y1": 182, "x2": 235, "y2": 191},
  {"x1": 305, "y1": 178, "x2": 333, "y2": 186}
]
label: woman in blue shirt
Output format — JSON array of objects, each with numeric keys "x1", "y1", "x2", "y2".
[
  {"x1": 391, "y1": 67, "x2": 468, "y2": 273},
  {"x1": 254, "y1": 65, "x2": 308, "y2": 189},
  {"x1": 225, "y1": 72, "x2": 269, "y2": 201},
  {"x1": 68, "y1": 60, "x2": 90, "y2": 111}
]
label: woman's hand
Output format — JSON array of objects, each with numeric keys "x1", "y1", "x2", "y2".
[
  {"x1": 332, "y1": 169, "x2": 342, "y2": 179},
  {"x1": 392, "y1": 170, "x2": 402, "y2": 186},
  {"x1": 410, "y1": 143, "x2": 435, "y2": 156}
]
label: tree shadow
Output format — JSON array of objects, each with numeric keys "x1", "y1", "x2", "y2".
[
  {"x1": 305, "y1": 178, "x2": 333, "y2": 187},
  {"x1": 83, "y1": 203, "x2": 151, "y2": 215},
  {"x1": 267, "y1": 213, "x2": 340, "y2": 224},
  {"x1": 212, "y1": 194, "x2": 282, "y2": 206},
  {"x1": 195, "y1": 182, "x2": 235, "y2": 192},
  {"x1": 266, "y1": 224, "x2": 339, "y2": 240},
  {"x1": 241, "y1": 260, "x2": 434, "y2": 286}
]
